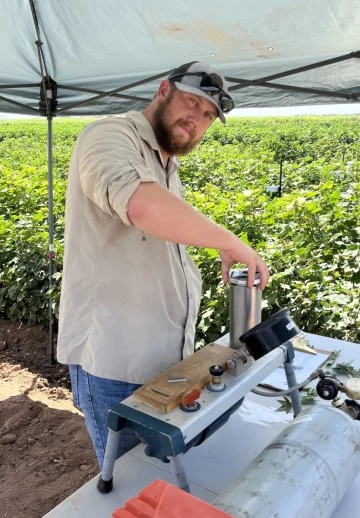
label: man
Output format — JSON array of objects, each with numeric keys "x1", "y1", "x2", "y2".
[{"x1": 57, "y1": 61, "x2": 269, "y2": 469}]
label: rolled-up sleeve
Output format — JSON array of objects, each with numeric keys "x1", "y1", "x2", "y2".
[{"x1": 77, "y1": 121, "x2": 158, "y2": 226}]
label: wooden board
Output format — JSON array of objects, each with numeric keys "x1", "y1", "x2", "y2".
[{"x1": 133, "y1": 343, "x2": 232, "y2": 413}]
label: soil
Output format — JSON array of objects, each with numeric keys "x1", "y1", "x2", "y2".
[{"x1": 0, "y1": 316, "x2": 98, "y2": 518}]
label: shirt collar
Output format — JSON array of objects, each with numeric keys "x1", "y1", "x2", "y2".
[{"x1": 126, "y1": 111, "x2": 181, "y2": 172}]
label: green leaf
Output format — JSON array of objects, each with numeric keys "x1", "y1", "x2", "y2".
[
  {"x1": 325, "y1": 349, "x2": 342, "y2": 366},
  {"x1": 350, "y1": 270, "x2": 360, "y2": 284},
  {"x1": 276, "y1": 397, "x2": 293, "y2": 414}
]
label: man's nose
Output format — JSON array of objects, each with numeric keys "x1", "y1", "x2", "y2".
[
  {"x1": 186, "y1": 115, "x2": 199, "y2": 131},
  {"x1": 190, "y1": 106, "x2": 203, "y2": 122}
]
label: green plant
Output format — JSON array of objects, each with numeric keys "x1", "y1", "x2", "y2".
[
  {"x1": 276, "y1": 388, "x2": 319, "y2": 413},
  {"x1": 0, "y1": 116, "x2": 359, "y2": 345}
]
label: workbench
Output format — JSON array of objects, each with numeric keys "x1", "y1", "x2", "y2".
[{"x1": 44, "y1": 333, "x2": 360, "y2": 518}]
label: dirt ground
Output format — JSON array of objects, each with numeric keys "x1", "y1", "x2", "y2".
[{"x1": 0, "y1": 316, "x2": 98, "y2": 518}]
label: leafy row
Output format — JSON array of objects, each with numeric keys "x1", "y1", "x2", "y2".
[{"x1": 0, "y1": 116, "x2": 359, "y2": 345}]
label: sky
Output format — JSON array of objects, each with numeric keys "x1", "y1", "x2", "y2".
[
  {"x1": 227, "y1": 103, "x2": 360, "y2": 117},
  {"x1": 1, "y1": 103, "x2": 360, "y2": 119}
]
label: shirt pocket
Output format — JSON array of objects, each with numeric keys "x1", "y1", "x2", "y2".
[
  {"x1": 140, "y1": 230, "x2": 181, "y2": 255},
  {"x1": 141, "y1": 230, "x2": 160, "y2": 242}
]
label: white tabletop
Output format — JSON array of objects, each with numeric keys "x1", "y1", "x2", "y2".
[{"x1": 44, "y1": 333, "x2": 360, "y2": 518}]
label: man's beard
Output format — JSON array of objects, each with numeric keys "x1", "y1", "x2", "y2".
[{"x1": 152, "y1": 96, "x2": 202, "y2": 156}]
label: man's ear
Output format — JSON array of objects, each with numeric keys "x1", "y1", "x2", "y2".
[{"x1": 157, "y1": 80, "x2": 172, "y2": 102}]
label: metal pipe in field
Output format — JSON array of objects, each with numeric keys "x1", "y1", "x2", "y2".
[{"x1": 213, "y1": 406, "x2": 360, "y2": 518}]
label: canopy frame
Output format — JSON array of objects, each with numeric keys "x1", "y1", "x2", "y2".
[{"x1": 0, "y1": 50, "x2": 359, "y2": 116}]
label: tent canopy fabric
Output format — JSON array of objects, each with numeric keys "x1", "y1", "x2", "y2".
[{"x1": 1, "y1": 0, "x2": 360, "y2": 117}]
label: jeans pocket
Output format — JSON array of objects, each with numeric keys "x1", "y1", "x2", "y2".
[{"x1": 68, "y1": 364, "x2": 81, "y2": 410}]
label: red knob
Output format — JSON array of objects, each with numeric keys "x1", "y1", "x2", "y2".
[{"x1": 182, "y1": 389, "x2": 201, "y2": 406}]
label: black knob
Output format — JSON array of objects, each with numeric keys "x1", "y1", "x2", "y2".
[
  {"x1": 316, "y1": 378, "x2": 339, "y2": 400},
  {"x1": 209, "y1": 365, "x2": 224, "y2": 377}
]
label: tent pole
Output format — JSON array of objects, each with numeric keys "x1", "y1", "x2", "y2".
[
  {"x1": 228, "y1": 51, "x2": 360, "y2": 93},
  {"x1": 0, "y1": 94, "x2": 40, "y2": 114},
  {"x1": 43, "y1": 114, "x2": 56, "y2": 367},
  {"x1": 55, "y1": 70, "x2": 171, "y2": 115},
  {"x1": 30, "y1": 0, "x2": 57, "y2": 366}
]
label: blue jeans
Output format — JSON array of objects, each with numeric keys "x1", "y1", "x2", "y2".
[{"x1": 68, "y1": 364, "x2": 142, "y2": 470}]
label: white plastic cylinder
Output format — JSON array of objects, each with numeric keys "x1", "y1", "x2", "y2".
[{"x1": 213, "y1": 406, "x2": 360, "y2": 518}]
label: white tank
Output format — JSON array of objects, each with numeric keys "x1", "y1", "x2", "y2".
[{"x1": 213, "y1": 405, "x2": 360, "y2": 518}]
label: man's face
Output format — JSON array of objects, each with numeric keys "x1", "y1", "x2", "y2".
[{"x1": 152, "y1": 85, "x2": 218, "y2": 156}]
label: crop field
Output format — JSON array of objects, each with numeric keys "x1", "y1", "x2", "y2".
[{"x1": 0, "y1": 116, "x2": 359, "y2": 344}]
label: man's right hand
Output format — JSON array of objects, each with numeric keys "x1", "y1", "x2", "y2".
[{"x1": 219, "y1": 238, "x2": 269, "y2": 290}]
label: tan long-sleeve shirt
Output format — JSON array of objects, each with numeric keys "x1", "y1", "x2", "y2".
[{"x1": 57, "y1": 112, "x2": 202, "y2": 383}]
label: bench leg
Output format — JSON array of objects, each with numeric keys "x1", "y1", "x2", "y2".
[
  {"x1": 169, "y1": 454, "x2": 191, "y2": 493},
  {"x1": 97, "y1": 429, "x2": 121, "y2": 493}
]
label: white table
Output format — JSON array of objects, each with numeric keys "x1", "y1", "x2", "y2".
[{"x1": 44, "y1": 333, "x2": 360, "y2": 518}]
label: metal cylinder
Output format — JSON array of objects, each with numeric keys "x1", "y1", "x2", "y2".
[
  {"x1": 213, "y1": 405, "x2": 360, "y2": 518},
  {"x1": 229, "y1": 269, "x2": 261, "y2": 350}
]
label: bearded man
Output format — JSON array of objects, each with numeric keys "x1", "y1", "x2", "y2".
[{"x1": 57, "y1": 61, "x2": 269, "y2": 469}]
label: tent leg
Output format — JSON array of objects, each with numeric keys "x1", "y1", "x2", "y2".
[{"x1": 43, "y1": 115, "x2": 56, "y2": 367}]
